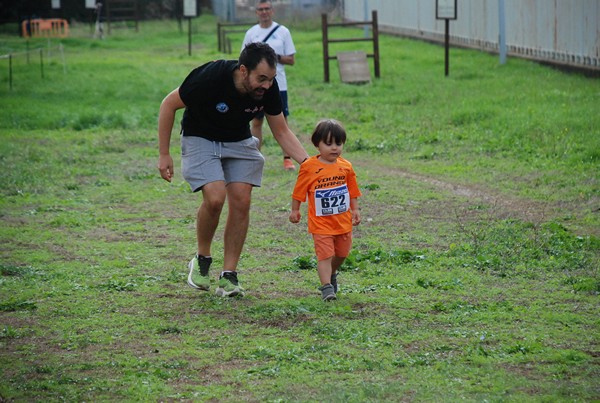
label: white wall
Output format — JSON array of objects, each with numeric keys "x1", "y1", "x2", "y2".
[{"x1": 342, "y1": 0, "x2": 599, "y2": 69}]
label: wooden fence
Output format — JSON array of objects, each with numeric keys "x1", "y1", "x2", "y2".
[
  {"x1": 21, "y1": 19, "x2": 69, "y2": 38},
  {"x1": 321, "y1": 10, "x2": 380, "y2": 82}
]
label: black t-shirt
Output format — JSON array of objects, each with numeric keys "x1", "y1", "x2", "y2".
[{"x1": 178, "y1": 60, "x2": 282, "y2": 142}]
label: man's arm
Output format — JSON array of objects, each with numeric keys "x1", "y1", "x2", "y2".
[
  {"x1": 241, "y1": 30, "x2": 251, "y2": 52},
  {"x1": 278, "y1": 54, "x2": 295, "y2": 66},
  {"x1": 280, "y1": 27, "x2": 296, "y2": 66},
  {"x1": 157, "y1": 88, "x2": 185, "y2": 182},
  {"x1": 265, "y1": 113, "x2": 309, "y2": 164}
]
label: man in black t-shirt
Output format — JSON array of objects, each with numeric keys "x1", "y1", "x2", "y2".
[{"x1": 158, "y1": 42, "x2": 309, "y2": 297}]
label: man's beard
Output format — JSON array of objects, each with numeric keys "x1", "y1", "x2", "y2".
[
  {"x1": 244, "y1": 77, "x2": 265, "y2": 100},
  {"x1": 249, "y1": 87, "x2": 265, "y2": 100}
]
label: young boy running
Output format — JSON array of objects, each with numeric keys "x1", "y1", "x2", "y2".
[{"x1": 289, "y1": 119, "x2": 362, "y2": 301}]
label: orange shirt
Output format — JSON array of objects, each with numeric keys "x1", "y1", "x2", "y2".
[{"x1": 292, "y1": 156, "x2": 362, "y2": 235}]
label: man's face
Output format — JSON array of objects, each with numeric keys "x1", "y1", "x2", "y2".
[
  {"x1": 241, "y1": 59, "x2": 276, "y2": 100},
  {"x1": 255, "y1": 2, "x2": 274, "y2": 24}
]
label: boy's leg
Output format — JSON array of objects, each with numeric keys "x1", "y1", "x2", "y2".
[
  {"x1": 331, "y1": 256, "x2": 345, "y2": 275},
  {"x1": 317, "y1": 257, "x2": 337, "y2": 301},
  {"x1": 330, "y1": 256, "x2": 345, "y2": 293},
  {"x1": 313, "y1": 234, "x2": 337, "y2": 300},
  {"x1": 317, "y1": 257, "x2": 333, "y2": 286},
  {"x1": 313, "y1": 234, "x2": 336, "y2": 285},
  {"x1": 330, "y1": 233, "x2": 352, "y2": 293}
]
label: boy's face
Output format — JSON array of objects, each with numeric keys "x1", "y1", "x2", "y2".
[{"x1": 317, "y1": 136, "x2": 344, "y2": 163}]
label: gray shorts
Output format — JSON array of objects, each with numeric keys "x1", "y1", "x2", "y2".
[{"x1": 181, "y1": 135, "x2": 265, "y2": 192}]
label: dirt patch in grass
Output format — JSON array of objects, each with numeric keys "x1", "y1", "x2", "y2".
[{"x1": 350, "y1": 156, "x2": 599, "y2": 238}]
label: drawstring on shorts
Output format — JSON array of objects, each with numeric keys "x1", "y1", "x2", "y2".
[{"x1": 212, "y1": 141, "x2": 222, "y2": 158}]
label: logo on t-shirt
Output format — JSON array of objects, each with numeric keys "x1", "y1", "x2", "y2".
[
  {"x1": 245, "y1": 106, "x2": 263, "y2": 114},
  {"x1": 215, "y1": 102, "x2": 229, "y2": 113}
]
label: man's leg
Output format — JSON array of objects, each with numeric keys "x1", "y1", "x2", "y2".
[
  {"x1": 188, "y1": 181, "x2": 226, "y2": 290},
  {"x1": 213, "y1": 182, "x2": 252, "y2": 297},
  {"x1": 197, "y1": 181, "x2": 227, "y2": 257},
  {"x1": 222, "y1": 182, "x2": 253, "y2": 271},
  {"x1": 250, "y1": 117, "x2": 264, "y2": 149},
  {"x1": 279, "y1": 91, "x2": 295, "y2": 170},
  {"x1": 282, "y1": 115, "x2": 295, "y2": 170}
]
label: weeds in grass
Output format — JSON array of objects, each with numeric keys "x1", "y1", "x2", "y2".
[
  {"x1": 450, "y1": 218, "x2": 596, "y2": 280},
  {"x1": 0, "y1": 299, "x2": 37, "y2": 312}
]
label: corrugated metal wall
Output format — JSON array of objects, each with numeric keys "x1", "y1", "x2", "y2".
[{"x1": 342, "y1": 0, "x2": 599, "y2": 70}]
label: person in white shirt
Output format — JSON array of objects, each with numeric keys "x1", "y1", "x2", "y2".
[{"x1": 242, "y1": 0, "x2": 298, "y2": 170}]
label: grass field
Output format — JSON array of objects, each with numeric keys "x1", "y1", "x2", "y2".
[{"x1": 1, "y1": 15, "x2": 599, "y2": 401}]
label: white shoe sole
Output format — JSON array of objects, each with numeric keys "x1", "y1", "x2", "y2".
[
  {"x1": 215, "y1": 286, "x2": 243, "y2": 297},
  {"x1": 187, "y1": 260, "x2": 209, "y2": 291}
]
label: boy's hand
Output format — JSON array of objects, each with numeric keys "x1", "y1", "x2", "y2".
[
  {"x1": 289, "y1": 210, "x2": 301, "y2": 223},
  {"x1": 352, "y1": 210, "x2": 361, "y2": 226}
]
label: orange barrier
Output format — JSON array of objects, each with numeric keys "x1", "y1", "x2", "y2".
[{"x1": 22, "y1": 19, "x2": 70, "y2": 38}]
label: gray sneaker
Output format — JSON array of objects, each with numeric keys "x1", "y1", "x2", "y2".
[
  {"x1": 187, "y1": 255, "x2": 212, "y2": 291},
  {"x1": 215, "y1": 271, "x2": 244, "y2": 297},
  {"x1": 319, "y1": 284, "x2": 337, "y2": 301}
]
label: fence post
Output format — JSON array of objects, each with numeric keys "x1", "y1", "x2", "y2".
[
  {"x1": 498, "y1": 0, "x2": 507, "y2": 64},
  {"x1": 9, "y1": 54, "x2": 12, "y2": 90},
  {"x1": 40, "y1": 48, "x2": 44, "y2": 79},
  {"x1": 59, "y1": 43, "x2": 66, "y2": 74},
  {"x1": 217, "y1": 22, "x2": 222, "y2": 52},
  {"x1": 188, "y1": 17, "x2": 192, "y2": 56},
  {"x1": 372, "y1": 10, "x2": 380, "y2": 78},
  {"x1": 322, "y1": 13, "x2": 329, "y2": 83}
]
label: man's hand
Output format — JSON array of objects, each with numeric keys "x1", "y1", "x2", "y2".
[{"x1": 158, "y1": 154, "x2": 174, "y2": 182}]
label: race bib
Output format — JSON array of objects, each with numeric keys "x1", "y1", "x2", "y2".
[{"x1": 314, "y1": 184, "x2": 350, "y2": 216}]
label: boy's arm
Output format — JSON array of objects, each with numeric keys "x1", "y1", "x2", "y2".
[
  {"x1": 289, "y1": 199, "x2": 302, "y2": 223},
  {"x1": 350, "y1": 198, "x2": 361, "y2": 226}
]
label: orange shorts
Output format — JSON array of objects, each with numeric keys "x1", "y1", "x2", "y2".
[{"x1": 312, "y1": 232, "x2": 352, "y2": 261}]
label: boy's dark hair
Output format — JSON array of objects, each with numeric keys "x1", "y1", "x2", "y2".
[
  {"x1": 311, "y1": 119, "x2": 347, "y2": 147},
  {"x1": 239, "y1": 42, "x2": 277, "y2": 71}
]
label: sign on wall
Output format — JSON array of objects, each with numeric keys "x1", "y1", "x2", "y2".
[
  {"x1": 183, "y1": 0, "x2": 197, "y2": 17},
  {"x1": 86, "y1": 0, "x2": 96, "y2": 8},
  {"x1": 51, "y1": 0, "x2": 61, "y2": 9},
  {"x1": 436, "y1": 0, "x2": 457, "y2": 20}
]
